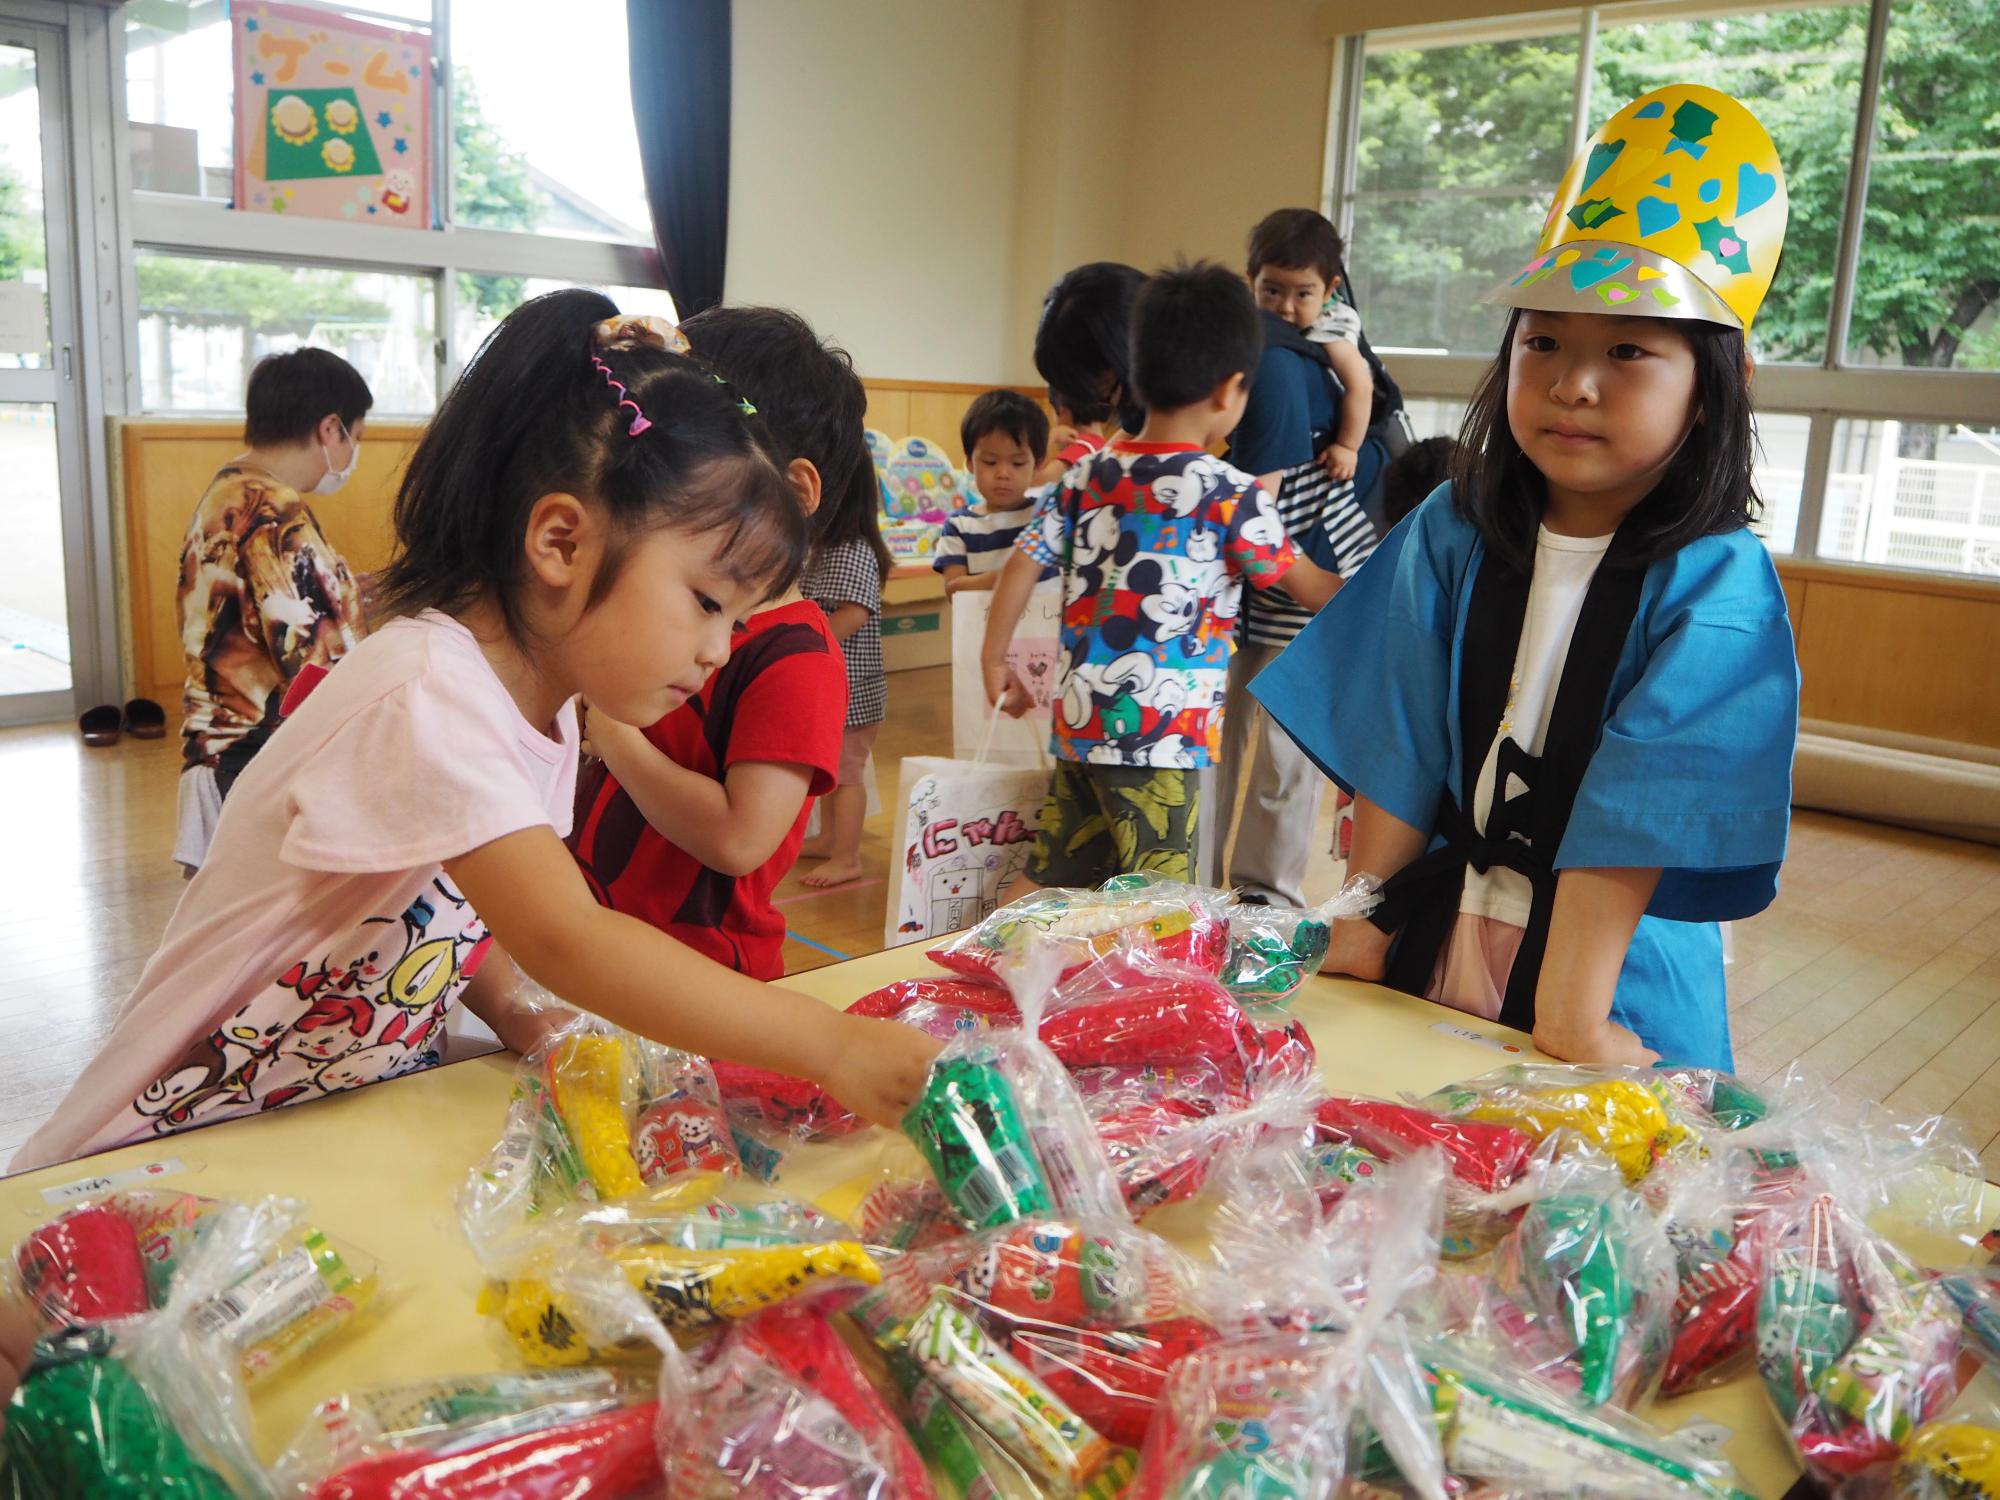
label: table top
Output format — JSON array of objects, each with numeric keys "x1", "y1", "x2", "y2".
[{"x1": 4, "y1": 944, "x2": 1991, "y2": 1493}]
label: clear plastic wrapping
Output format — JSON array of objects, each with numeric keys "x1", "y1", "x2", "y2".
[
  {"x1": 657, "y1": 1305, "x2": 936, "y2": 1500},
  {"x1": 1756, "y1": 1186, "x2": 1967, "y2": 1483},
  {"x1": 1134, "y1": 1152, "x2": 1451, "y2": 1500},
  {"x1": 847, "y1": 1212, "x2": 1203, "y2": 1496},
  {"x1": 275, "y1": 1370, "x2": 659, "y2": 1499},
  {"x1": 471, "y1": 1184, "x2": 885, "y2": 1367},
  {"x1": 925, "y1": 879, "x2": 1231, "y2": 988},
  {"x1": 11, "y1": 1189, "x2": 377, "y2": 1389},
  {"x1": 1431, "y1": 1151, "x2": 1677, "y2": 1411},
  {"x1": 1881, "y1": 1402, "x2": 2000, "y2": 1500},
  {"x1": 1422, "y1": 1065, "x2": 1701, "y2": 1185},
  {"x1": 901, "y1": 944, "x2": 1132, "y2": 1235},
  {"x1": 459, "y1": 1018, "x2": 742, "y2": 1252},
  {"x1": 3, "y1": 1197, "x2": 314, "y2": 1500},
  {"x1": 1216, "y1": 875, "x2": 1382, "y2": 1008}
]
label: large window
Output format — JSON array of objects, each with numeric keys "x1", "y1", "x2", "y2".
[
  {"x1": 123, "y1": 0, "x2": 665, "y2": 415},
  {"x1": 1335, "y1": 0, "x2": 2000, "y2": 578},
  {"x1": 136, "y1": 252, "x2": 437, "y2": 414},
  {"x1": 448, "y1": 1, "x2": 651, "y2": 243},
  {"x1": 1845, "y1": 1, "x2": 1999, "y2": 376},
  {"x1": 1352, "y1": 24, "x2": 1579, "y2": 356}
]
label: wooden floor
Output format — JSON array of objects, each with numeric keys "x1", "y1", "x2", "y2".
[{"x1": 3, "y1": 666, "x2": 1998, "y2": 1178}]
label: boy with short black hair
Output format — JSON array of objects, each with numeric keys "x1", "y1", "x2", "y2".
[
  {"x1": 566, "y1": 306, "x2": 861, "y2": 980},
  {"x1": 1217, "y1": 208, "x2": 1399, "y2": 908},
  {"x1": 936, "y1": 389, "x2": 1050, "y2": 594},
  {"x1": 982, "y1": 262, "x2": 1341, "y2": 892}
]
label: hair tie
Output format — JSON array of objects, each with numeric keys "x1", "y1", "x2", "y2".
[
  {"x1": 591, "y1": 313, "x2": 690, "y2": 356},
  {"x1": 591, "y1": 354, "x2": 652, "y2": 437}
]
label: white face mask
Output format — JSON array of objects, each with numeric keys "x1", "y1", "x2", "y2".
[{"x1": 312, "y1": 422, "x2": 359, "y2": 495}]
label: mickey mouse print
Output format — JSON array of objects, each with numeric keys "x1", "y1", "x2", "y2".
[{"x1": 1018, "y1": 443, "x2": 1299, "y2": 769}]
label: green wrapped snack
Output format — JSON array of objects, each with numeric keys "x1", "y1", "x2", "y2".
[
  {"x1": 1756, "y1": 1252, "x2": 1857, "y2": 1423},
  {"x1": 3, "y1": 1329, "x2": 237, "y2": 1500},
  {"x1": 904, "y1": 1051, "x2": 1052, "y2": 1231},
  {"x1": 1520, "y1": 1194, "x2": 1634, "y2": 1408}
]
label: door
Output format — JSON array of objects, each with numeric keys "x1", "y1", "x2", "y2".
[{"x1": 0, "y1": 18, "x2": 91, "y2": 724}]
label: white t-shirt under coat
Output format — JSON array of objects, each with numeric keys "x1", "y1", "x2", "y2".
[{"x1": 1459, "y1": 525, "x2": 1614, "y2": 927}]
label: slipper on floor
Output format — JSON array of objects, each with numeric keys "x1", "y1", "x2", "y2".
[
  {"x1": 124, "y1": 698, "x2": 167, "y2": 739},
  {"x1": 80, "y1": 705, "x2": 121, "y2": 747}
]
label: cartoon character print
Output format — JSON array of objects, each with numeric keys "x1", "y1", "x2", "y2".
[
  {"x1": 633, "y1": 1096, "x2": 738, "y2": 1182},
  {"x1": 121, "y1": 877, "x2": 485, "y2": 1136},
  {"x1": 929, "y1": 860, "x2": 984, "y2": 933}
]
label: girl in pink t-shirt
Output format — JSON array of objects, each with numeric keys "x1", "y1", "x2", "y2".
[{"x1": 17, "y1": 292, "x2": 941, "y2": 1172}]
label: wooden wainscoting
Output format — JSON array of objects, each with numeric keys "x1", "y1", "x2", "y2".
[
  {"x1": 1775, "y1": 559, "x2": 2000, "y2": 750},
  {"x1": 110, "y1": 409, "x2": 2000, "y2": 754},
  {"x1": 116, "y1": 418, "x2": 426, "y2": 704}
]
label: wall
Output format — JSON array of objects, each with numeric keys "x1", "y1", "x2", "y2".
[
  {"x1": 1116, "y1": 0, "x2": 1337, "y2": 274},
  {"x1": 726, "y1": 0, "x2": 1040, "y2": 384}
]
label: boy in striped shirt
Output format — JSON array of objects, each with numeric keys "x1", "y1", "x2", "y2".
[{"x1": 936, "y1": 390, "x2": 1050, "y2": 595}]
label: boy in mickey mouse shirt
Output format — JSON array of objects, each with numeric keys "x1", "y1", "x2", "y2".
[{"x1": 982, "y1": 262, "x2": 1341, "y2": 890}]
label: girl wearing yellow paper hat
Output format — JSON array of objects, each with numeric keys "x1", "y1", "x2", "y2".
[{"x1": 1251, "y1": 85, "x2": 1799, "y2": 1071}]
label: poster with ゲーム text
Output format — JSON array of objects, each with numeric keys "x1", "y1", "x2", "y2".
[{"x1": 232, "y1": 3, "x2": 431, "y2": 228}]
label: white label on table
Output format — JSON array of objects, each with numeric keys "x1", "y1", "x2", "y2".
[
  {"x1": 1430, "y1": 1021, "x2": 1528, "y2": 1056},
  {"x1": 39, "y1": 1157, "x2": 188, "y2": 1205}
]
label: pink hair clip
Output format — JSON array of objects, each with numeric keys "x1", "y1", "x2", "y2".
[{"x1": 591, "y1": 354, "x2": 652, "y2": 437}]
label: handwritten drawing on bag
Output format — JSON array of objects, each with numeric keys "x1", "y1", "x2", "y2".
[{"x1": 886, "y1": 756, "x2": 1047, "y2": 946}]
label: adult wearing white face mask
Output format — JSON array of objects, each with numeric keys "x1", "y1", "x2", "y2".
[{"x1": 173, "y1": 347, "x2": 374, "y2": 875}]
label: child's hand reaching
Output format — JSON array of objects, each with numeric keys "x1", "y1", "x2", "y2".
[
  {"x1": 1322, "y1": 443, "x2": 1359, "y2": 482},
  {"x1": 820, "y1": 1016, "x2": 944, "y2": 1128}
]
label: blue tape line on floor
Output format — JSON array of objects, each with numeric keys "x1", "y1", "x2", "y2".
[{"x1": 786, "y1": 931, "x2": 852, "y2": 961}]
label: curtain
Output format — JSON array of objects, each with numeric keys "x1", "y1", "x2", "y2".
[{"x1": 627, "y1": 0, "x2": 731, "y2": 317}]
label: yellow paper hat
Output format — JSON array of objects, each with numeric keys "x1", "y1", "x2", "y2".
[{"x1": 1488, "y1": 83, "x2": 1787, "y2": 331}]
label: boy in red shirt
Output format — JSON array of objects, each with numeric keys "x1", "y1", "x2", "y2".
[{"x1": 567, "y1": 308, "x2": 864, "y2": 978}]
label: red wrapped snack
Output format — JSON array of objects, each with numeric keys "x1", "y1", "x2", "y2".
[
  {"x1": 847, "y1": 976, "x2": 1019, "y2": 1025},
  {"x1": 15, "y1": 1203, "x2": 152, "y2": 1328},
  {"x1": 738, "y1": 1307, "x2": 937, "y2": 1499},
  {"x1": 712, "y1": 1060, "x2": 863, "y2": 1140},
  {"x1": 311, "y1": 1401, "x2": 662, "y2": 1499},
  {"x1": 927, "y1": 885, "x2": 1230, "y2": 987},
  {"x1": 1012, "y1": 1315, "x2": 1220, "y2": 1448},
  {"x1": 1314, "y1": 1096, "x2": 1536, "y2": 1195}
]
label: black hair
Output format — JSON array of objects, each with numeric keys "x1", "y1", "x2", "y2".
[
  {"x1": 680, "y1": 305, "x2": 873, "y2": 535},
  {"x1": 1247, "y1": 208, "x2": 1346, "y2": 289},
  {"x1": 1451, "y1": 307, "x2": 1759, "y2": 572},
  {"x1": 1129, "y1": 260, "x2": 1264, "y2": 415},
  {"x1": 1034, "y1": 262, "x2": 1147, "y2": 434},
  {"x1": 961, "y1": 390, "x2": 1050, "y2": 464},
  {"x1": 376, "y1": 288, "x2": 807, "y2": 639},
  {"x1": 242, "y1": 347, "x2": 373, "y2": 448},
  {"x1": 1381, "y1": 436, "x2": 1459, "y2": 528}
]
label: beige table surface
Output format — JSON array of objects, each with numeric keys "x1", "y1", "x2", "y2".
[{"x1": 4, "y1": 944, "x2": 1992, "y2": 1494}]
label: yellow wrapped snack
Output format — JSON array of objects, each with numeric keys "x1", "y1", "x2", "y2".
[
  {"x1": 547, "y1": 1033, "x2": 646, "y2": 1201},
  {"x1": 1900, "y1": 1418, "x2": 2000, "y2": 1499},
  {"x1": 1436, "y1": 1072, "x2": 1692, "y2": 1184},
  {"x1": 488, "y1": 1239, "x2": 883, "y2": 1366}
]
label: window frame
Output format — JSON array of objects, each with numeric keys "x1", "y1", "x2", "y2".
[
  {"x1": 118, "y1": 0, "x2": 663, "y2": 412},
  {"x1": 1323, "y1": 0, "x2": 2000, "y2": 575}
]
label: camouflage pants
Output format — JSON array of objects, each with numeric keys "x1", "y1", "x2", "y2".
[{"x1": 1026, "y1": 761, "x2": 1201, "y2": 887}]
